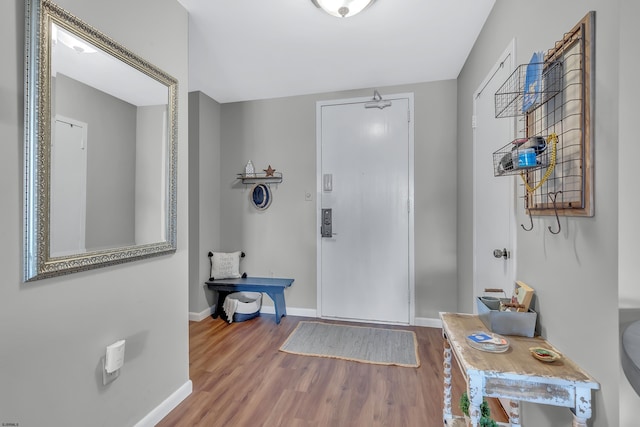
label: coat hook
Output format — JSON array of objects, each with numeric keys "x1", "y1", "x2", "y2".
[
  {"x1": 547, "y1": 191, "x2": 563, "y2": 234},
  {"x1": 521, "y1": 208, "x2": 533, "y2": 231}
]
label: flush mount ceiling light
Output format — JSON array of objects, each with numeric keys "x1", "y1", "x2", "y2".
[
  {"x1": 51, "y1": 24, "x2": 97, "y2": 54},
  {"x1": 311, "y1": 0, "x2": 376, "y2": 18}
]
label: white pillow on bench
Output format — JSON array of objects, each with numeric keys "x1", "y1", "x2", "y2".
[{"x1": 210, "y1": 251, "x2": 242, "y2": 280}]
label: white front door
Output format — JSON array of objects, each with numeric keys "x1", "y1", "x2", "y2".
[
  {"x1": 317, "y1": 94, "x2": 414, "y2": 324},
  {"x1": 473, "y1": 41, "x2": 518, "y2": 304}
]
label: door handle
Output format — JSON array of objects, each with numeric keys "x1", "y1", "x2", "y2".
[{"x1": 493, "y1": 248, "x2": 510, "y2": 259}]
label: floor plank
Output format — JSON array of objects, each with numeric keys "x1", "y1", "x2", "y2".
[{"x1": 157, "y1": 315, "x2": 507, "y2": 426}]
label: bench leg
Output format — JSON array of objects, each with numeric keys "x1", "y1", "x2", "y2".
[
  {"x1": 210, "y1": 290, "x2": 220, "y2": 318},
  {"x1": 265, "y1": 291, "x2": 287, "y2": 324},
  {"x1": 210, "y1": 291, "x2": 231, "y2": 320}
]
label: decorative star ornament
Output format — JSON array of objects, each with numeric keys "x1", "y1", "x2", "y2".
[{"x1": 264, "y1": 165, "x2": 276, "y2": 177}]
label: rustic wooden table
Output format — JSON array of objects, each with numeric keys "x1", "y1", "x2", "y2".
[{"x1": 440, "y1": 312, "x2": 599, "y2": 427}]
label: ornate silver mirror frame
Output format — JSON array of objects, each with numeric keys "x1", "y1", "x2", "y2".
[{"x1": 24, "y1": 0, "x2": 178, "y2": 281}]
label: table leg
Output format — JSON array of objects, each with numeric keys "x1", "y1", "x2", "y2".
[
  {"x1": 508, "y1": 400, "x2": 521, "y2": 427},
  {"x1": 468, "y1": 374, "x2": 483, "y2": 427},
  {"x1": 443, "y1": 339, "x2": 453, "y2": 425},
  {"x1": 572, "y1": 416, "x2": 588, "y2": 427},
  {"x1": 572, "y1": 387, "x2": 592, "y2": 427}
]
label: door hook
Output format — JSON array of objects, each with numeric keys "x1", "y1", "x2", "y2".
[
  {"x1": 521, "y1": 208, "x2": 533, "y2": 231},
  {"x1": 547, "y1": 191, "x2": 563, "y2": 235}
]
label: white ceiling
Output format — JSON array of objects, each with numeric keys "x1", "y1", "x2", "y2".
[
  {"x1": 177, "y1": 0, "x2": 496, "y2": 103},
  {"x1": 52, "y1": 24, "x2": 168, "y2": 107}
]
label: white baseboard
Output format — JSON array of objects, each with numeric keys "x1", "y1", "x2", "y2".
[
  {"x1": 414, "y1": 317, "x2": 442, "y2": 328},
  {"x1": 191, "y1": 305, "x2": 441, "y2": 328},
  {"x1": 134, "y1": 380, "x2": 192, "y2": 427},
  {"x1": 189, "y1": 307, "x2": 213, "y2": 322},
  {"x1": 260, "y1": 305, "x2": 317, "y2": 318},
  {"x1": 189, "y1": 305, "x2": 317, "y2": 322}
]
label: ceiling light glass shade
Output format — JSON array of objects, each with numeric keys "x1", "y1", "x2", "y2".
[
  {"x1": 51, "y1": 24, "x2": 97, "y2": 54},
  {"x1": 312, "y1": 0, "x2": 376, "y2": 18}
]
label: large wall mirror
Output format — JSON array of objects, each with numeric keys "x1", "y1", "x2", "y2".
[{"x1": 24, "y1": 0, "x2": 178, "y2": 281}]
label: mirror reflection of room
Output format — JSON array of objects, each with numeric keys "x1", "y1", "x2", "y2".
[{"x1": 49, "y1": 22, "x2": 169, "y2": 256}]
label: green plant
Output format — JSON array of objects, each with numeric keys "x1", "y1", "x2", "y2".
[
  {"x1": 480, "y1": 400, "x2": 491, "y2": 419},
  {"x1": 459, "y1": 392, "x2": 470, "y2": 417},
  {"x1": 479, "y1": 417, "x2": 498, "y2": 427},
  {"x1": 459, "y1": 392, "x2": 496, "y2": 425}
]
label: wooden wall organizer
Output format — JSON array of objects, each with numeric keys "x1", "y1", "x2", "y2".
[{"x1": 494, "y1": 12, "x2": 595, "y2": 218}]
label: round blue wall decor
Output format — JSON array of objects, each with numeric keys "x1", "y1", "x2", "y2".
[{"x1": 250, "y1": 183, "x2": 272, "y2": 210}]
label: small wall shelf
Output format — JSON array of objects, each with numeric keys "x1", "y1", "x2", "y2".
[{"x1": 237, "y1": 172, "x2": 283, "y2": 185}]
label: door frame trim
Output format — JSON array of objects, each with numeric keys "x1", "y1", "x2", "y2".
[
  {"x1": 52, "y1": 114, "x2": 88, "y2": 256},
  {"x1": 472, "y1": 39, "x2": 517, "y2": 309},
  {"x1": 315, "y1": 93, "x2": 415, "y2": 325}
]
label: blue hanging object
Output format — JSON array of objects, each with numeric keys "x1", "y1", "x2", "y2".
[
  {"x1": 251, "y1": 183, "x2": 272, "y2": 210},
  {"x1": 522, "y1": 51, "x2": 544, "y2": 113},
  {"x1": 518, "y1": 148, "x2": 537, "y2": 168}
]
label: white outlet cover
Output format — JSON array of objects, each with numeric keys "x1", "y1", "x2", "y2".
[{"x1": 102, "y1": 358, "x2": 120, "y2": 385}]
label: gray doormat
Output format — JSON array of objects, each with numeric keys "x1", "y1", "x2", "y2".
[{"x1": 279, "y1": 321, "x2": 420, "y2": 367}]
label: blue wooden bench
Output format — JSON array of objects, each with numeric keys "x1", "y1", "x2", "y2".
[{"x1": 206, "y1": 277, "x2": 294, "y2": 324}]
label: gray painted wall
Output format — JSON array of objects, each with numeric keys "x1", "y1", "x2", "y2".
[
  {"x1": 189, "y1": 91, "x2": 222, "y2": 315},
  {"x1": 457, "y1": 1, "x2": 619, "y2": 425},
  {"x1": 218, "y1": 81, "x2": 458, "y2": 319},
  {"x1": 0, "y1": 0, "x2": 190, "y2": 425},
  {"x1": 618, "y1": 0, "x2": 640, "y2": 423},
  {"x1": 55, "y1": 73, "x2": 137, "y2": 250},
  {"x1": 618, "y1": 1, "x2": 640, "y2": 308},
  {"x1": 135, "y1": 104, "x2": 167, "y2": 246}
]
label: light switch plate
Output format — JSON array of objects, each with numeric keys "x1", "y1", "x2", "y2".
[{"x1": 323, "y1": 174, "x2": 332, "y2": 192}]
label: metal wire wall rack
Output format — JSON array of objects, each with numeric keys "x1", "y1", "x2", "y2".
[
  {"x1": 493, "y1": 12, "x2": 594, "y2": 219},
  {"x1": 492, "y1": 60, "x2": 562, "y2": 178},
  {"x1": 494, "y1": 60, "x2": 563, "y2": 120}
]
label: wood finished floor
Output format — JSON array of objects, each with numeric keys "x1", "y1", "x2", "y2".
[{"x1": 157, "y1": 315, "x2": 507, "y2": 427}]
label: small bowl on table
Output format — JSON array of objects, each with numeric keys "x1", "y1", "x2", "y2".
[{"x1": 529, "y1": 347, "x2": 561, "y2": 363}]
